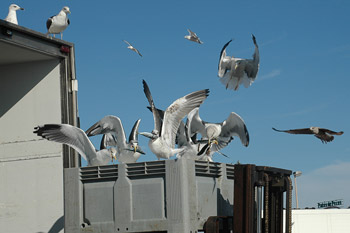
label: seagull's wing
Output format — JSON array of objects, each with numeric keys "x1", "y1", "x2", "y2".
[
  {"x1": 142, "y1": 80, "x2": 162, "y2": 133},
  {"x1": 129, "y1": 119, "x2": 141, "y2": 143},
  {"x1": 176, "y1": 120, "x2": 188, "y2": 148},
  {"x1": 218, "y1": 39, "x2": 233, "y2": 69},
  {"x1": 220, "y1": 112, "x2": 249, "y2": 146},
  {"x1": 187, "y1": 107, "x2": 206, "y2": 138},
  {"x1": 320, "y1": 128, "x2": 344, "y2": 135},
  {"x1": 162, "y1": 89, "x2": 209, "y2": 148},
  {"x1": 187, "y1": 29, "x2": 195, "y2": 36},
  {"x1": 85, "y1": 115, "x2": 127, "y2": 148},
  {"x1": 123, "y1": 40, "x2": 132, "y2": 47},
  {"x1": 135, "y1": 48, "x2": 143, "y2": 57},
  {"x1": 46, "y1": 16, "x2": 54, "y2": 30},
  {"x1": 272, "y1": 127, "x2": 314, "y2": 135},
  {"x1": 100, "y1": 133, "x2": 118, "y2": 149},
  {"x1": 244, "y1": 35, "x2": 260, "y2": 79},
  {"x1": 34, "y1": 124, "x2": 96, "y2": 162}
]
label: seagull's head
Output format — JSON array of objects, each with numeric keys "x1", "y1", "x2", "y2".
[
  {"x1": 131, "y1": 142, "x2": 145, "y2": 154},
  {"x1": 310, "y1": 127, "x2": 319, "y2": 134},
  {"x1": 109, "y1": 147, "x2": 117, "y2": 162},
  {"x1": 9, "y1": 4, "x2": 24, "y2": 11},
  {"x1": 62, "y1": 6, "x2": 71, "y2": 14},
  {"x1": 139, "y1": 131, "x2": 158, "y2": 140}
]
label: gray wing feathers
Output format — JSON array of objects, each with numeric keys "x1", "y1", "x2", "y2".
[
  {"x1": 221, "y1": 112, "x2": 249, "y2": 146},
  {"x1": 162, "y1": 89, "x2": 209, "y2": 148},
  {"x1": 34, "y1": 124, "x2": 96, "y2": 162}
]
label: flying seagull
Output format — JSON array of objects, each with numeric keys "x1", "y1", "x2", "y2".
[
  {"x1": 272, "y1": 127, "x2": 344, "y2": 144},
  {"x1": 140, "y1": 79, "x2": 209, "y2": 160},
  {"x1": 123, "y1": 40, "x2": 143, "y2": 57},
  {"x1": 218, "y1": 34, "x2": 260, "y2": 91},
  {"x1": 4, "y1": 4, "x2": 24, "y2": 25},
  {"x1": 184, "y1": 29, "x2": 203, "y2": 44},
  {"x1": 187, "y1": 107, "x2": 249, "y2": 155},
  {"x1": 145, "y1": 106, "x2": 227, "y2": 161},
  {"x1": 46, "y1": 6, "x2": 71, "y2": 39},
  {"x1": 85, "y1": 116, "x2": 145, "y2": 163},
  {"x1": 33, "y1": 124, "x2": 117, "y2": 166}
]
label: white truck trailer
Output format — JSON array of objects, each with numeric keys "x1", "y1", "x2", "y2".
[{"x1": 0, "y1": 20, "x2": 79, "y2": 233}]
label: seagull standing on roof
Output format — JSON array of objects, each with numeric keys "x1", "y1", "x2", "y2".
[
  {"x1": 85, "y1": 116, "x2": 145, "y2": 163},
  {"x1": 4, "y1": 4, "x2": 24, "y2": 25},
  {"x1": 123, "y1": 40, "x2": 143, "y2": 57},
  {"x1": 33, "y1": 124, "x2": 117, "y2": 166},
  {"x1": 46, "y1": 6, "x2": 71, "y2": 39},
  {"x1": 140, "y1": 80, "x2": 209, "y2": 160},
  {"x1": 272, "y1": 127, "x2": 344, "y2": 144},
  {"x1": 187, "y1": 107, "x2": 249, "y2": 155},
  {"x1": 184, "y1": 29, "x2": 203, "y2": 44},
  {"x1": 218, "y1": 35, "x2": 260, "y2": 91}
]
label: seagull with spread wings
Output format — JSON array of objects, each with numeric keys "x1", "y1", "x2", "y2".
[
  {"x1": 85, "y1": 116, "x2": 145, "y2": 163},
  {"x1": 140, "y1": 80, "x2": 209, "y2": 160},
  {"x1": 187, "y1": 107, "x2": 249, "y2": 155},
  {"x1": 33, "y1": 124, "x2": 116, "y2": 166},
  {"x1": 218, "y1": 34, "x2": 260, "y2": 91},
  {"x1": 123, "y1": 40, "x2": 143, "y2": 57},
  {"x1": 184, "y1": 29, "x2": 203, "y2": 44},
  {"x1": 272, "y1": 127, "x2": 344, "y2": 144}
]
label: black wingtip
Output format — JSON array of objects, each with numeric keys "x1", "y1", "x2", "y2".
[{"x1": 252, "y1": 34, "x2": 257, "y2": 46}]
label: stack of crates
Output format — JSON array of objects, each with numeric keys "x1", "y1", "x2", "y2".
[{"x1": 64, "y1": 159, "x2": 235, "y2": 233}]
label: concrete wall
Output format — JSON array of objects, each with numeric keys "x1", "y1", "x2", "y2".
[{"x1": 0, "y1": 60, "x2": 64, "y2": 233}]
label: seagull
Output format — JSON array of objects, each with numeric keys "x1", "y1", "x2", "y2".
[
  {"x1": 33, "y1": 124, "x2": 117, "y2": 166},
  {"x1": 272, "y1": 127, "x2": 344, "y2": 144},
  {"x1": 146, "y1": 106, "x2": 224, "y2": 161},
  {"x1": 184, "y1": 29, "x2": 203, "y2": 44},
  {"x1": 46, "y1": 6, "x2": 71, "y2": 39},
  {"x1": 85, "y1": 116, "x2": 145, "y2": 163},
  {"x1": 187, "y1": 107, "x2": 249, "y2": 155},
  {"x1": 218, "y1": 34, "x2": 260, "y2": 91},
  {"x1": 140, "y1": 79, "x2": 209, "y2": 160},
  {"x1": 4, "y1": 4, "x2": 24, "y2": 25},
  {"x1": 123, "y1": 40, "x2": 143, "y2": 57}
]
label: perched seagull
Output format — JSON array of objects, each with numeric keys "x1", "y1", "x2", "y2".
[
  {"x1": 140, "y1": 79, "x2": 209, "y2": 160},
  {"x1": 123, "y1": 40, "x2": 143, "y2": 57},
  {"x1": 187, "y1": 107, "x2": 249, "y2": 155},
  {"x1": 272, "y1": 127, "x2": 344, "y2": 144},
  {"x1": 46, "y1": 6, "x2": 71, "y2": 39},
  {"x1": 85, "y1": 116, "x2": 145, "y2": 163},
  {"x1": 218, "y1": 34, "x2": 260, "y2": 91},
  {"x1": 184, "y1": 29, "x2": 203, "y2": 44},
  {"x1": 4, "y1": 4, "x2": 24, "y2": 25},
  {"x1": 33, "y1": 124, "x2": 117, "y2": 166}
]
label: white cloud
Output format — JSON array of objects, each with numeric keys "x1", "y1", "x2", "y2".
[
  {"x1": 258, "y1": 69, "x2": 281, "y2": 81},
  {"x1": 296, "y1": 162, "x2": 350, "y2": 209}
]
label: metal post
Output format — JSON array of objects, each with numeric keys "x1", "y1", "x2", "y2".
[{"x1": 257, "y1": 186, "x2": 262, "y2": 233}]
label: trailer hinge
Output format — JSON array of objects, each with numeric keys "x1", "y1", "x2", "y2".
[{"x1": 71, "y1": 79, "x2": 78, "y2": 92}]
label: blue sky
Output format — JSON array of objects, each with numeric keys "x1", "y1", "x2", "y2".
[{"x1": 4, "y1": 0, "x2": 349, "y2": 208}]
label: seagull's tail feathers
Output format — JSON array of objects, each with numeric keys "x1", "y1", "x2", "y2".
[{"x1": 220, "y1": 73, "x2": 239, "y2": 90}]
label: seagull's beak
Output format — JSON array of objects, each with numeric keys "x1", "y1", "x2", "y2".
[
  {"x1": 139, "y1": 132, "x2": 156, "y2": 139},
  {"x1": 20, "y1": 8, "x2": 24, "y2": 11},
  {"x1": 67, "y1": 10, "x2": 71, "y2": 14},
  {"x1": 212, "y1": 139, "x2": 219, "y2": 145},
  {"x1": 85, "y1": 123, "x2": 100, "y2": 136}
]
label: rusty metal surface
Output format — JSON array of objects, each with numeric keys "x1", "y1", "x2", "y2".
[
  {"x1": 233, "y1": 164, "x2": 292, "y2": 233},
  {"x1": 204, "y1": 216, "x2": 233, "y2": 233}
]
